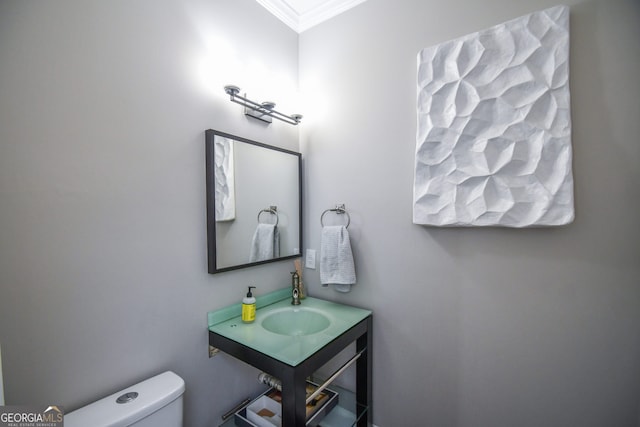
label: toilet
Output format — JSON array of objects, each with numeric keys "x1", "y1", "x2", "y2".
[{"x1": 65, "y1": 371, "x2": 185, "y2": 427}]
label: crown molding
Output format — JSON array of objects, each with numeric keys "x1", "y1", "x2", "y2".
[
  {"x1": 255, "y1": 0, "x2": 368, "y2": 33},
  {"x1": 255, "y1": 0, "x2": 300, "y2": 32}
]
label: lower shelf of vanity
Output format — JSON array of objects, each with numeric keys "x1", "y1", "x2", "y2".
[{"x1": 219, "y1": 382, "x2": 368, "y2": 427}]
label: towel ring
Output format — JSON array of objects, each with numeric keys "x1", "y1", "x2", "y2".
[
  {"x1": 257, "y1": 206, "x2": 279, "y2": 226},
  {"x1": 320, "y1": 204, "x2": 350, "y2": 228}
]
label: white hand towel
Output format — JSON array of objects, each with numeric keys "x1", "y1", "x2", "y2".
[
  {"x1": 320, "y1": 225, "x2": 356, "y2": 292},
  {"x1": 249, "y1": 223, "x2": 280, "y2": 262}
]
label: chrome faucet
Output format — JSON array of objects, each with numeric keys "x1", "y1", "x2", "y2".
[{"x1": 291, "y1": 271, "x2": 301, "y2": 305}]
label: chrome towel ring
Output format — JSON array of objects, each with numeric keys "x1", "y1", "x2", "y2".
[
  {"x1": 320, "y1": 204, "x2": 350, "y2": 228},
  {"x1": 257, "y1": 206, "x2": 279, "y2": 226}
]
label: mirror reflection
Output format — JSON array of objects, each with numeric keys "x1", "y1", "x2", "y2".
[{"x1": 206, "y1": 129, "x2": 302, "y2": 273}]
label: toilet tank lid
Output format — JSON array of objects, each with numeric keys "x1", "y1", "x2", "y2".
[{"x1": 65, "y1": 371, "x2": 185, "y2": 427}]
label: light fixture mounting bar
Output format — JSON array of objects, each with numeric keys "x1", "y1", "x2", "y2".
[{"x1": 223, "y1": 85, "x2": 302, "y2": 125}]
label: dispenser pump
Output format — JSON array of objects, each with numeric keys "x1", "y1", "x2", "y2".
[{"x1": 246, "y1": 286, "x2": 255, "y2": 298}]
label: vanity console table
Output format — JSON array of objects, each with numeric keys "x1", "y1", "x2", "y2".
[{"x1": 208, "y1": 290, "x2": 372, "y2": 427}]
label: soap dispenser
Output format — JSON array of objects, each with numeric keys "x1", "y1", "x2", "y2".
[{"x1": 242, "y1": 286, "x2": 256, "y2": 323}]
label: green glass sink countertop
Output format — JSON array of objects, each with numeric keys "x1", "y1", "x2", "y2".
[{"x1": 208, "y1": 288, "x2": 372, "y2": 366}]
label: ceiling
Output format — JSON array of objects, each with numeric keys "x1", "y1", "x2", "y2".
[{"x1": 255, "y1": 0, "x2": 368, "y2": 33}]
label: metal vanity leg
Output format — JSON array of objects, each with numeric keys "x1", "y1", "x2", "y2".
[
  {"x1": 281, "y1": 370, "x2": 307, "y2": 427},
  {"x1": 356, "y1": 316, "x2": 373, "y2": 427}
]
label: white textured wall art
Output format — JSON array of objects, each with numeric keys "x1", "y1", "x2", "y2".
[
  {"x1": 413, "y1": 5, "x2": 574, "y2": 227},
  {"x1": 214, "y1": 136, "x2": 236, "y2": 221}
]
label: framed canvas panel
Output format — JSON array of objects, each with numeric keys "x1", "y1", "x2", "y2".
[{"x1": 413, "y1": 5, "x2": 574, "y2": 227}]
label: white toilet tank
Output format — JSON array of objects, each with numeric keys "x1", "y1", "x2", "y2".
[{"x1": 65, "y1": 371, "x2": 185, "y2": 427}]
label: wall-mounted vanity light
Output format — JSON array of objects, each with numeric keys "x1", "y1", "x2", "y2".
[{"x1": 223, "y1": 85, "x2": 303, "y2": 125}]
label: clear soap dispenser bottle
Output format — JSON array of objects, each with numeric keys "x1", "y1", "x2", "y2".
[{"x1": 242, "y1": 286, "x2": 256, "y2": 323}]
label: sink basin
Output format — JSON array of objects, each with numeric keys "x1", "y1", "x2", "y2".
[{"x1": 261, "y1": 307, "x2": 331, "y2": 337}]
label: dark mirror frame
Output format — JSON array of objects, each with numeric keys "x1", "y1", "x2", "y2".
[{"x1": 205, "y1": 129, "x2": 302, "y2": 274}]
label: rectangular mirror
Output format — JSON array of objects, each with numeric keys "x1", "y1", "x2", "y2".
[{"x1": 205, "y1": 129, "x2": 302, "y2": 273}]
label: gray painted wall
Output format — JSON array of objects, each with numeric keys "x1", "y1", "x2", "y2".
[
  {"x1": 0, "y1": 1, "x2": 299, "y2": 426},
  {"x1": 299, "y1": 0, "x2": 640, "y2": 426},
  {"x1": 1, "y1": 0, "x2": 639, "y2": 427}
]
